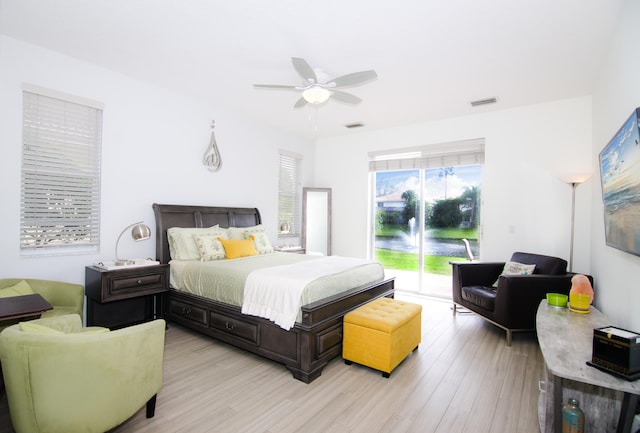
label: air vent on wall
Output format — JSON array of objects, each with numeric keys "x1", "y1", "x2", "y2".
[{"x1": 470, "y1": 97, "x2": 498, "y2": 107}]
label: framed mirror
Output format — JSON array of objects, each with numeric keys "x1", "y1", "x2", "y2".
[{"x1": 302, "y1": 187, "x2": 331, "y2": 255}]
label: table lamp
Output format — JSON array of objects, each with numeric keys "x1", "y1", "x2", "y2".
[{"x1": 115, "y1": 221, "x2": 151, "y2": 266}]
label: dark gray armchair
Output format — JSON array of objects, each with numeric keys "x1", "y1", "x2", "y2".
[{"x1": 451, "y1": 252, "x2": 592, "y2": 345}]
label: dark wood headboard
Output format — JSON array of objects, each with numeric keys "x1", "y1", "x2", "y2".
[{"x1": 152, "y1": 203, "x2": 262, "y2": 264}]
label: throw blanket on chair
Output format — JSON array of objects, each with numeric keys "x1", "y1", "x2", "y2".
[{"x1": 242, "y1": 256, "x2": 374, "y2": 330}]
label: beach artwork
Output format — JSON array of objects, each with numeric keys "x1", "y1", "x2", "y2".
[{"x1": 599, "y1": 108, "x2": 640, "y2": 256}]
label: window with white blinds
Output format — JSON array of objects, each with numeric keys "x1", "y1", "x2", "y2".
[
  {"x1": 278, "y1": 150, "x2": 302, "y2": 237},
  {"x1": 20, "y1": 85, "x2": 103, "y2": 253}
]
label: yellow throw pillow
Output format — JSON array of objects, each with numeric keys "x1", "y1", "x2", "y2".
[
  {"x1": 218, "y1": 236, "x2": 258, "y2": 259},
  {"x1": 0, "y1": 280, "x2": 35, "y2": 298}
]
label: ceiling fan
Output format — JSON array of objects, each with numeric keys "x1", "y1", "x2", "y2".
[{"x1": 253, "y1": 57, "x2": 377, "y2": 108}]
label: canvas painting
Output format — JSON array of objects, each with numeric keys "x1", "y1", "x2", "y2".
[{"x1": 599, "y1": 108, "x2": 640, "y2": 256}]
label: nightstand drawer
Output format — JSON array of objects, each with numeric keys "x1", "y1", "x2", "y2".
[
  {"x1": 110, "y1": 273, "x2": 163, "y2": 294},
  {"x1": 85, "y1": 265, "x2": 169, "y2": 303}
]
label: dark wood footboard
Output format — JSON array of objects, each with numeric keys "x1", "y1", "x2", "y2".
[{"x1": 164, "y1": 278, "x2": 394, "y2": 383}]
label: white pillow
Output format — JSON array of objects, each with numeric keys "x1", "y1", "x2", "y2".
[
  {"x1": 193, "y1": 233, "x2": 226, "y2": 261},
  {"x1": 227, "y1": 224, "x2": 274, "y2": 254},
  {"x1": 227, "y1": 224, "x2": 262, "y2": 240},
  {"x1": 244, "y1": 228, "x2": 274, "y2": 254},
  {"x1": 167, "y1": 226, "x2": 228, "y2": 260},
  {"x1": 493, "y1": 261, "x2": 536, "y2": 287}
]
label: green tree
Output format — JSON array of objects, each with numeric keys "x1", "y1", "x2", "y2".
[
  {"x1": 429, "y1": 198, "x2": 462, "y2": 228},
  {"x1": 401, "y1": 189, "x2": 417, "y2": 224}
]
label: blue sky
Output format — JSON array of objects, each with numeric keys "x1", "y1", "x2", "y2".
[{"x1": 376, "y1": 164, "x2": 482, "y2": 202}]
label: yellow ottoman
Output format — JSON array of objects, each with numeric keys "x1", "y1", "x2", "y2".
[{"x1": 343, "y1": 297, "x2": 422, "y2": 377}]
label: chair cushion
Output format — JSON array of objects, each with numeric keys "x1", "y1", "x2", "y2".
[
  {"x1": 510, "y1": 252, "x2": 567, "y2": 275},
  {"x1": 0, "y1": 280, "x2": 35, "y2": 298},
  {"x1": 461, "y1": 285, "x2": 497, "y2": 311}
]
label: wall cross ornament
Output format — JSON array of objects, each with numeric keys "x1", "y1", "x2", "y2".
[{"x1": 203, "y1": 120, "x2": 221, "y2": 172}]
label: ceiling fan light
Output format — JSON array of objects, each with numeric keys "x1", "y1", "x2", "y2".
[{"x1": 302, "y1": 86, "x2": 331, "y2": 104}]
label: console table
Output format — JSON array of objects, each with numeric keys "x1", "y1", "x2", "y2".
[{"x1": 537, "y1": 300, "x2": 640, "y2": 433}]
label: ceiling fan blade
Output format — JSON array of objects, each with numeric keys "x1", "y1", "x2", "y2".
[
  {"x1": 331, "y1": 90, "x2": 362, "y2": 104},
  {"x1": 327, "y1": 70, "x2": 378, "y2": 88},
  {"x1": 294, "y1": 97, "x2": 308, "y2": 108},
  {"x1": 291, "y1": 57, "x2": 317, "y2": 84},
  {"x1": 253, "y1": 84, "x2": 298, "y2": 89}
]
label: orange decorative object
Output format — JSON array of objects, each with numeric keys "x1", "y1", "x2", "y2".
[{"x1": 570, "y1": 274, "x2": 594, "y2": 303}]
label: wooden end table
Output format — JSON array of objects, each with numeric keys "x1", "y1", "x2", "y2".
[{"x1": 0, "y1": 294, "x2": 53, "y2": 321}]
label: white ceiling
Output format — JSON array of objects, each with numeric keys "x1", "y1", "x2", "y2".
[{"x1": 0, "y1": 0, "x2": 624, "y2": 139}]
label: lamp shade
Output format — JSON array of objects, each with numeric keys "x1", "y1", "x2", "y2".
[
  {"x1": 115, "y1": 221, "x2": 151, "y2": 265},
  {"x1": 131, "y1": 224, "x2": 151, "y2": 241}
]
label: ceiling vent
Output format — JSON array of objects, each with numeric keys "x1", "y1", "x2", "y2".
[
  {"x1": 345, "y1": 122, "x2": 365, "y2": 129},
  {"x1": 470, "y1": 97, "x2": 498, "y2": 107}
]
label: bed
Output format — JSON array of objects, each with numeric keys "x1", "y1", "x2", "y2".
[{"x1": 152, "y1": 203, "x2": 395, "y2": 383}]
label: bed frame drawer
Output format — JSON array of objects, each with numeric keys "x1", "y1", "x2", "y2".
[
  {"x1": 210, "y1": 311, "x2": 258, "y2": 343},
  {"x1": 169, "y1": 299, "x2": 208, "y2": 326},
  {"x1": 316, "y1": 323, "x2": 343, "y2": 357}
]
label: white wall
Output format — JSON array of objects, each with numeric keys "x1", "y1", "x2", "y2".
[
  {"x1": 315, "y1": 97, "x2": 594, "y2": 275},
  {"x1": 590, "y1": 0, "x2": 640, "y2": 331},
  {"x1": 0, "y1": 35, "x2": 314, "y2": 285}
]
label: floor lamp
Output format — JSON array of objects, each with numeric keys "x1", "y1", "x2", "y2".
[{"x1": 566, "y1": 176, "x2": 590, "y2": 272}]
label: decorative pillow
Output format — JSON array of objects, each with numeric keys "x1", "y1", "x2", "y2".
[
  {"x1": 167, "y1": 226, "x2": 228, "y2": 260},
  {"x1": 193, "y1": 233, "x2": 226, "y2": 261},
  {"x1": 0, "y1": 280, "x2": 35, "y2": 298},
  {"x1": 493, "y1": 261, "x2": 536, "y2": 287},
  {"x1": 218, "y1": 236, "x2": 258, "y2": 259},
  {"x1": 243, "y1": 226, "x2": 274, "y2": 254},
  {"x1": 228, "y1": 224, "x2": 263, "y2": 240}
]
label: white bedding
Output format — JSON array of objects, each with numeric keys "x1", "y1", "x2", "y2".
[
  {"x1": 242, "y1": 256, "x2": 379, "y2": 330},
  {"x1": 169, "y1": 252, "x2": 384, "y2": 326}
]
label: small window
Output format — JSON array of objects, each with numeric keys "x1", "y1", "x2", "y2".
[
  {"x1": 20, "y1": 85, "x2": 103, "y2": 254},
  {"x1": 278, "y1": 150, "x2": 302, "y2": 237}
]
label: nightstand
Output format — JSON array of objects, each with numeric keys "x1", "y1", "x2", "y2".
[
  {"x1": 85, "y1": 264, "x2": 169, "y2": 329},
  {"x1": 275, "y1": 246, "x2": 306, "y2": 254}
]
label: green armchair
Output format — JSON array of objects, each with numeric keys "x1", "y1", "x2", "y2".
[
  {"x1": 0, "y1": 314, "x2": 165, "y2": 433},
  {"x1": 0, "y1": 278, "x2": 84, "y2": 330}
]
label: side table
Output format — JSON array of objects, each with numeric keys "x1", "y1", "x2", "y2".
[
  {"x1": 0, "y1": 294, "x2": 52, "y2": 321},
  {"x1": 275, "y1": 246, "x2": 306, "y2": 254},
  {"x1": 85, "y1": 264, "x2": 169, "y2": 329}
]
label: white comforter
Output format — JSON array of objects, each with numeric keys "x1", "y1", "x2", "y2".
[{"x1": 241, "y1": 256, "x2": 377, "y2": 330}]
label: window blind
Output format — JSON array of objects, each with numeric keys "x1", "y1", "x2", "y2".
[
  {"x1": 368, "y1": 138, "x2": 485, "y2": 172},
  {"x1": 278, "y1": 150, "x2": 302, "y2": 236},
  {"x1": 20, "y1": 87, "x2": 103, "y2": 252}
]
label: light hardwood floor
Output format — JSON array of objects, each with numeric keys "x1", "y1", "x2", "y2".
[{"x1": 0, "y1": 294, "x2": 543, "y2": 433}]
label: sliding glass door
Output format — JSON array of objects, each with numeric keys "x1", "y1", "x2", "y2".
[{"x1": 370, "y1": 141, "x2": 483, "y2": 297}]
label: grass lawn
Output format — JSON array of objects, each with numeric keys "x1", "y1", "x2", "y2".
[{"x1": 375, "y1": 249, "x2": 468, "y2": 276}]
